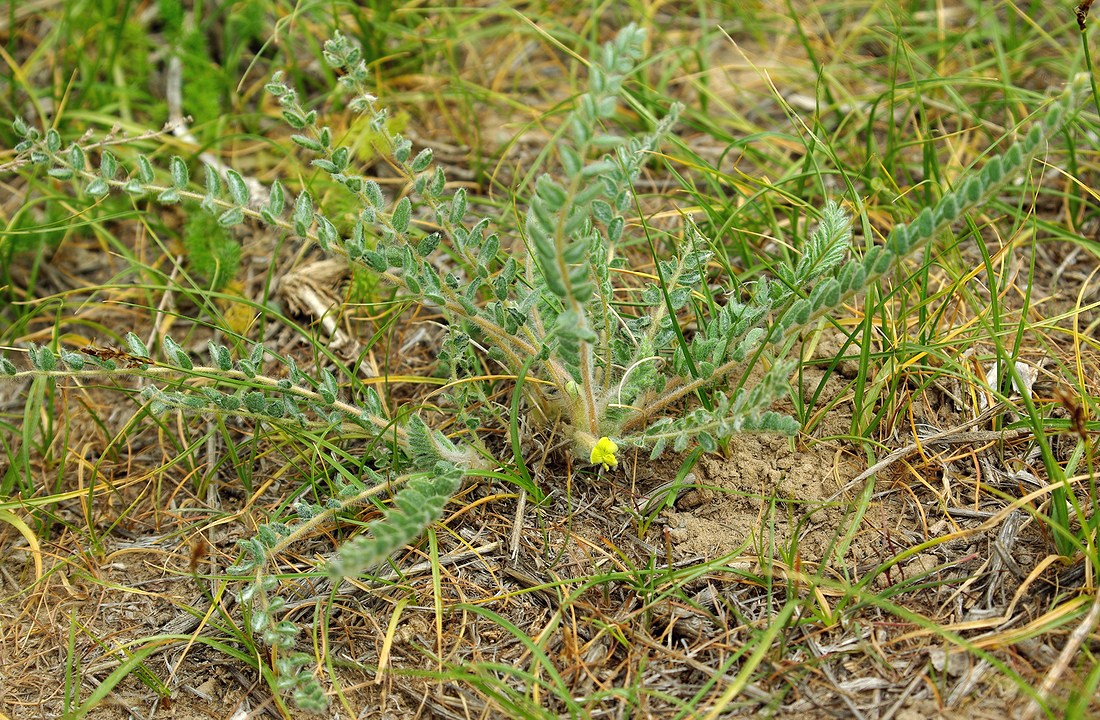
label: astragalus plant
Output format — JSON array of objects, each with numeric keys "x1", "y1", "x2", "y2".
[{"x1": 3, "y1": 24, "x2": 1086, "y2": 710}]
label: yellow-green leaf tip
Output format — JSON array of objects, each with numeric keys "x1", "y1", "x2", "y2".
[{"x1": 590, "y1": 436, "x2": 618, "y2": 471}]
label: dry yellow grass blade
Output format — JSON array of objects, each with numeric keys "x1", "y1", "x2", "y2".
[{"x1": 0, "y1": 510, "x2": 42, "y2": 583}]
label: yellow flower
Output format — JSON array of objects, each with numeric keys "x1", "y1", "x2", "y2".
[{"x1": 590, "y1": 436, "x2": 618, "y2": 471}]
